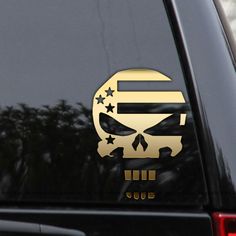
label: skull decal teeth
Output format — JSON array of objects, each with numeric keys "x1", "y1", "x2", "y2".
[{"x1": 92, "y1": 69, "x2": 186, "y2": 158}]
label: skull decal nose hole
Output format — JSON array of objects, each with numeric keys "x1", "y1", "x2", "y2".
[{"x1": 132, "y1": 134, "x2": 148, "y2": 151}]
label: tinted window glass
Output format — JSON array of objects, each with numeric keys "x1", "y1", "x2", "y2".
[{"x1": 0, "y1": 0, "x2": 207, "y2": 205}]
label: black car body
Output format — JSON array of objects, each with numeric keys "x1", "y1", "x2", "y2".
[{"x1": 0, "y1": 0, "x2": 235, "y2": 235}]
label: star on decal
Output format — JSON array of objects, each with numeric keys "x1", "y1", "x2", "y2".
[
  {"x1": 105, "y1": 87, "x2": 114, "y2": 97},
  {"x1": 105, "y1": 103, "x2": 115, "y2": 113},
  {"x1": 106, "y1": 135, "x2": 115, "y2": 144},
  {"x1": 95, "y1": 94, "x2": 105, "y2": 104}
]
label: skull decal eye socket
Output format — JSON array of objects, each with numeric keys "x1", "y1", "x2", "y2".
[
  {"x1": 144, "y1": 114, "x2": 181, "y2": 136},
  {"x1": 100, "y1": 113, "x2": 136, "y2": 136}
]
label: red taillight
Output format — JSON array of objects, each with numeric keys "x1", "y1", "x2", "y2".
[{"x1": 212, "y1": 213, "x2": 236, "y2": 236}]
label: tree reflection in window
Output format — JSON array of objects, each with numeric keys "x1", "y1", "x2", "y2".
[{"x1": 0, "y1": 100, "x2": 204, "y2": 204}]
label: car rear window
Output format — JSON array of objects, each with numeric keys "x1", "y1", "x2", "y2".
[{"x1": 0, "y1": 0, "x2": 207, "y2": 205}]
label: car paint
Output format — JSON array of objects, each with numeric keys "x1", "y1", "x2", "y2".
[{"x1": 167, "y1": 0, "x2": 236, "y2": 210}]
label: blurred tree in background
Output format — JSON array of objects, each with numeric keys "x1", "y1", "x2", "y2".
[{"x1": 0, "y1": 100, "x2": 110, "y2": 201}]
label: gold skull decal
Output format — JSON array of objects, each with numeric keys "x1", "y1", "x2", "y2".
[{"x1": 92, "y1": 69, "x2": 186, "y2": 158}]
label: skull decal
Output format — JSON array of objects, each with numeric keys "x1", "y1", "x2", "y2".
[{"x1": 92, "y1": 69, "x2": 186, "y2": 158}]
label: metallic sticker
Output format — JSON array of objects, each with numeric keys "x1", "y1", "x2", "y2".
[{"x1": 92, "y1": 69, "x2": 186, "y2": 159}]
